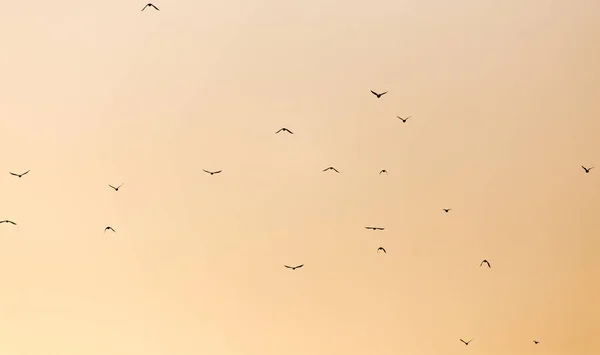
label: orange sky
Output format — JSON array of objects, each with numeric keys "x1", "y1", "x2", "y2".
[{"x1": 1, "y1": 1, "x2": 599, "y2": 355}]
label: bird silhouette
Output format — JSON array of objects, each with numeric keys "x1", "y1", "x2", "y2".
[
  {"x1": 10, "y1": 170, "x2": 30, "y2": 178},
  {"x1": 141, "y1": 3, "x2": 159, "y2": 11},
  {"x1": 370, "y1": 90, "x2": 387, "y2": 98},
  {"x1": 323, "y1": 167, "x2": 339, "y2": 173},
  {"x1": 443, "y1": 208, "x2": 452, "y2": 213},
  {"x1": 0, "y1": 220, "x2": 17, "y2": 225},
  {"x1": 397, "y1": 116, "x2": 411, "y2": 123},
  {"x1": 109, "y1": 183, "x2": 124, "y2": 191},
  {"x1": 203, "y1": 170, "x2": 222, "y2": 175},
  {"x1": 284, "y1": 264, "x2": 303, "y2": 270},
  {"x1": 582, "y1": 165, "x2": 594, "y2": 173},
  {"x1": 480, "y1": 260, "x2": 491, "y2": 268},
  {"x1": 460, "y1": 339, "x2": 474, "y2": 345},
  {"x1": 276, "y1": 128, "x2": 293, "y2": 134},
  {"x1": 377, "y1": 247, "x2": 386, "y2": 253},
  {"x1": 104, "y1": 226, "x2": 115, "y2": 233},
  {"x1": 365, "y1": 226, "x2": 385, "y2": 231},
  {"x1": 533, "y1": 340, "x2": 539, "y2": 344},
  {"x1": 379, "y1": 169, "x2": 388, "y2": 175}
]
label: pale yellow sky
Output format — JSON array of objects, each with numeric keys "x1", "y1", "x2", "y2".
[{"x1": 1, "y1": 0, "x2": 599, "y2": 354}]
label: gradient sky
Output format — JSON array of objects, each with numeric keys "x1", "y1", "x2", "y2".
[{"x1": 1, "y1": 1, "x2": 599, "y2": 355}]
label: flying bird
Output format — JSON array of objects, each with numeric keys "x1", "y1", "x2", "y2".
[
  {"x1": 104, "y1": 226, "x2": 115, "y2": 233},
  {"x1": 443, "y1": 208, "x2": 452, "y2": 213},
  {"x1": 370, "y1": 90, "x2": 387, "y2": 98},
  {"x1": 323, "y1": 167, "x2": 339, "y2": 173},
  {"x1": 397, "y1": 116, "x2": 411, "y2": 123},
  {"x1": 379, "y1": 169, "x2": 388, "y2": 175},
  {"x1": 0, "y1": 220, "x2": 17, "y2": 225},
  {"x1": 582, "y1": 165, "x2": 594, "y2": 173},
  {"x1": 141, "y1": 3, "x2": 159, "y2": 11},
  {"x1": 109, "y1": 183, "x2": 124, "y2": 191},
  {"x1": 365, "y1": 226, "x2": 385, "y2": 231},
  {"x1": 203, "y1": 170, "x2": 222, "y2": 175},
  {"x1": 276, "y1": 128, "x2": 293, "y2": 134},
  {"x1": 460, "y1": 339, "x2": 474, "y2": 346},
  {"x1": 533, "y1": 340, "x2": 539, "y2": 344},
  {"x1": 377, "y1": 247, "x2": 386, "y2": 253},
  {"x1": 284, "y1": 264, "x2": 303, "y2": 270},
  {"x1": 10, "y1": 170, "x2": 30, "y2": 178},
  {"x1": 480, "y1": 259, "x2": 491, "y2": 268}
]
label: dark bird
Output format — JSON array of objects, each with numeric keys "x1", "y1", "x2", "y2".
[
  {"x1": 104, "y1": 226, "x2": 115, "y2": 233},
  {"x1": 533, "y1": 340, "x2": 539, "y2": 344},
  {"x1": 284, "y1": 264, "x2": 303, "y2": 270},
  {"x1": 582, "y1": 165, "x2": 594, "y2": 173},
  {"x1": 323, "y1": 167, "x2": 339, "y2": 173},
  {"x1": 203, "y1": 170, "x2": 222, "y2": 175},
  {"x1": 460, "y1": 339, "x2": 474, "y2": 346},
  {"x1": 276, "y1": 128, "x2": 293, "y2": 134},
  {"x1": 141, "y1": 3, "x2": 159, "y2": 11},
  {"x1": 443, "y1": 208, "x2": 452, "y2": 213},
  {"x1": 10, "y1": 170, "x2": 30, "y2": 178},
  {"x1": 0, "y1": 220, "x2": 17, "y2": 225},
  {"x1": 397, "y1": 116, "x2": 411, "y2": 123},
  {"x1": 365, "y1": 226, "x2": 385, "y2": 231},
  {"x1": 379, "y1": 169, "x2": 388, "y2": 175},
  {"x1": 370, "y1": 90, "x2": 387, "y2": 98},
  {"x1": 109, "y1": 183, "x2": 124, "y2": 191},
  {"x1": 377, "y1": 247, "x2": 386, "y2": 253},
  {"x1": 480, "y1": 259, "x2": 491, "y2": 268}
]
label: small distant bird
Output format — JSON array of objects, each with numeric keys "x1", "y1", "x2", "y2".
[
  {"x1": 480, "y1": 260, "x2": 491, "y2": 268},
  {"x1": 0, "y1": 220, "x2": 17, "y2": 225},
  {"x1": 582, "y1": 166, "x2": 594, "y2": 173},
  {"x1": 533, "y1": 340, "x2": 539, "y2": 344},
  {"x1": 141, "y1": 3, "x2": 159, "y2": 11},
  {"x1": 370, "y1": 90, "x2": 387, "y2": 98},
  {"x1": 460, "y1": 339, "x2": 474, "y2": 346},
  {"x1": 276, "y1": 128, "x2": 293, "y2": 134},
  {"x1": 397, "y1": 116, "x2": 411, "y2": 123},
  {"x1": 443, "y1": 208, "x2": 452, "y2": 213},
  {"x1": 104, "y1": 226, "x2": 115, "y2": 233},
  {"x1": 365, "y1": 226, "x2": 385, "y2": 231},
  {"x1": 379, "y1": 169, "x2": 388, "y2": 175},
  {"x1": 284, "y1": 264, "x2": 303, "y2": 270},
  {"x1": 377, "y1": 247, "x2": 386, "y2": 253},
  {"x1": 203, "y1": 170, "x2": 222, "y2": 175},
  {"x1": 323, "y1": 167, "x2": 339, "y2": 173},
  {"x1": 109, "y1": 183, "x2": 124, "y2": 191},
  {"x1": 10, "y1": 170, "x2": 30, "y2": 178}
]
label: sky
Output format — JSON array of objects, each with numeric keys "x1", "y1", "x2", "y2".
[{"x1": 0, "y1": 0, "x2": 599, "y2": 354}]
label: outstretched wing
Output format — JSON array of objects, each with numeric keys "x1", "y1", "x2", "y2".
[
  {"x1": 275, "y1": 129, "x2": 283, "y2": 133},
  {"x1": 380, "y1": 91, "x2": 388, "y2": 96},
  {"x1": 486, "y1": 261, "x2": 491, "y2": 268},
  {"x1": 151, "y1": 4, "x2": 160, "y2": 10},
  {"x1": 370, "y1": 90, "x2": 378, "y2": 96},
  {"x1": 141, "y1": 4, "x2": 148, "y2": 11},
  {"x1": 286, "y1": 129, "x2": 294, "y2": 134},
  {"x1": 118, "y1": 183, "x2": 124, "y2": 188},
  {"x1": 214, "y1": 170, "x2": 222, "y2": 174},
  {"x1": 9, "y1": 172, "x2": 18, "y2": 176},
  {"x1": 109, "y1": 184, "x2": 116, "y2": 189},
  {"x1": 332, "y1": 168, "x2": 339, "y2": 173},
  {"x1": 203, "y1": 170, "x2": 212, "y2": 174},
  {"x1": 8, "y1": 220, "x2": 16, "y2": 225},
  {"x1": 22, "y1": 170, "x2": 30, "y2": 175},
  {"x1": 460, "y1": 339, "x2": 467, "y2": 344},
  {"x1": 295, "y1": 264, "x2": 304, "y2": 268}
]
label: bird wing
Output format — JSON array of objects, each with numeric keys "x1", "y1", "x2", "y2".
[
  {"x1": 582, "y1": 165, "x2": 588, "y2": 171},
  {"x1": 8, "y1": 221, "x2": 16, "y2": 225},
  {"x1": 9, "y1": 172, "x2": 18, "y2": 176},
  {"x1": 480, "y1": 261, "x2": 484, "y2": 266},
  {"x1": 486, "y1": 261, "x2": 491, "y2": 267},
  {"x1": 468, "y1": 338, "x2": 474, "y2": 343},
  {"x1": 287, "y1": 130, "x2": 293, "y2": 134},
  {"x1": 380, "y1": 91, "x2": 388, "y2": 95},
  {"x1": 370, "y1": 90, "x2": 378, "y2": 95},
  {"x1": 203, "y1": 170, "x2": 212, "y2": 174},
  {"x1": 118, "y1": 183, "x2": 124, "y2": 188},
  {"x1": 22, "y1": 170, "x2": 30, "y2": 175},
  {"x1": 365, "y1": 227, "x2": 373, "y2": 229},
  {"x1": 332, "y1": 168, "x2": 339, "y2": 173},
  {"x1": 152, "y1": 4, "x2": 160, "y2": 10},
  {"x1": 214, "y1": 170, "x2": 222, "y2": 174},
  {"x1": 460, "y1": 339, "x2": 467, "y2": 344},
  {"x1": 109, "y1": 184, "x2": 116, "y2": 189},
  {"x1": 323, "y1": 167, "x2": 330, "y2": 171},
  {"x1": 275, "y1": 129, "x2": 283, "y2": 133},
  {"x1": 141, "y1": 4, "x2": 148, "y2": 10},
  {"x1": 284, "y1": 265, "x2": 292, "y2": 268},
  {"x1": 296, "y1": 264, "x2": 304, "y2": 268}
]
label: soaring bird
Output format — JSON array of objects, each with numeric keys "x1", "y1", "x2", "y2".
[
  {"x1": 370, "y1": 90, "x2": 387, "y2": 98},
  {"x1": 480, "y1": 260, "x2": 491, "y2": 268},
  {"x1": 377, "y1": 247, "x2": 386, "y2": 253},
  {"x1": 104, "y1": 226, "x2": 116, "y2": 233},
  {"x1": 0, "y1": 220, "x2": 17, "y2": 225},
  {"x1": 109, "y1": 183, "x2": 124, "y2": 191},
  {"x1": 365, "y1": 226, "x2": 385, "y2": 231},
  {"x1": 276, "y1": 128, "x2": 293, "y2": 134},
  {"x1": 323, "y1": 167, "x2": 339, "y2": 173},
  {"x1": 582, "y1": 166, "x2": 594, "y2": 173},
  {"x1": 397, "y1": 116, "x2": 411, "y2": 123},
  {"x1": 443, "y1": 208, "x2": 452, "y2": 213},
  {"x1": 460, "y1": 339, "x2": 474, "y2": 346},
  {"x1": 379, "y1": 169, "x2": 388, "y2": 175},
  {"x1": 10, "y1": 170, "x2": 30, "y2": 178},
  {"x1": 533, "y1": 340, "x2": 539, "y2": 344},
  {"x1": 203, "y1": 170, "x2": 222, "y2": 175},
  {"x1": 284, "y1": 264, "x2": 303, "y2": 270},
  {"x1": 141, "y1": 3, "x2": 159, "y2": 11}
]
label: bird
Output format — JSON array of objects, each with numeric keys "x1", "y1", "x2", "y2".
[
  {"x1": 323, "y1": 167, "x2": 339, "y2": 173},
  {"x1": 397, "y1": 116, "x2": 411, "y2": 123},
  {"x1": 284, "y1": 264, "x2": 303, "y2": 270},
  {"x1": 379, "y1": 169, "x2": 388, "y2": 175},
  {"x1": 141, "y1": 3, "x2": 159, "y2": 11},
  {"x1": 533, "y1": 340, "x2": 539, "y2": 344},
  {"x1": 370, "y1": 90, "x2": 387, "y2": 98},
  {"x1": 203, "y1": 170, "x2": 222, "y2": 175},
  {"x1": 460, "y1": 339, "x2": 474, "y2": 346},
  {"x1": 443, "y1": 208, "x2": 452, "y2": 213},
  {"x1": 109, "y1": 183, "x2": 124, "y2": 191},
  {"x1": 365, "y1": 226, "x2": 385, "y2": 231},
  {"x1": 377, "y1": 247, "x2": 386, "y2": 253},
  {"x1": 10, "y1": 170, "x2": 30, "y2": 178},
  {"x1": 582, "y1": 165, "x2": 594, "y2": 173},
  {"x1": 0, "y1": 220, "x2": 17, "y2": 225},
  {"x1": 104, "y1": 226, "x2": 115, "y2": 233},
  {"x1": 480, "y1": 259, "x2": 491, "y2": 268},
  {"x1": 276, "y1": 128, "x2": 293, "y2": 134}
]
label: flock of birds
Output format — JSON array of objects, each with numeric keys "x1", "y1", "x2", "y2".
[{"x1": 2, "y1": 3, "x2": 596, "y2": 352}]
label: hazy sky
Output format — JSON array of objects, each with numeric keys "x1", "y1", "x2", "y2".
[{"x1": 1, "y1": 1, "x2": 599, "y2": 355}]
